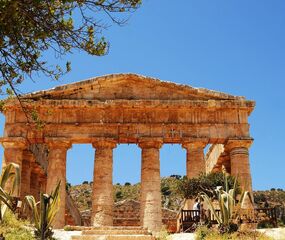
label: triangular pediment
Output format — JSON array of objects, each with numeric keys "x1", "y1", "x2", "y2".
[{"x1": 23, "y1": 73, "x2": 245, "y2": 101}]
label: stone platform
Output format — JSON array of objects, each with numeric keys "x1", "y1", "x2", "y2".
[{"x1": 70, "y1": 226, "x2": 155, "y2": 240}]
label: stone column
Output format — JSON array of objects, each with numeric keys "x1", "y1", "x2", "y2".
[
  {"x1": 227, "y1": 139, "x2": 253, "y2": 192},
  {"x1": 138, "y1": 139, "x2": 163, "y2": 233},
  {"x1": 46, "y1": 140, "x2": 71, "y2": 229},
  {"x1": 21, "y1": 151, "x2": 34, "y2": 199},
  {"x1": 182, "y1": 140, "x2": 207, "y2": 179},
  {"x1": 91, "y1": 139, "x2": 116, "y2": 226},
  {"x1": 1, "y1": 138, "x2": 27, "y2": 197},
  {"x1": 30, "y1": 171, "x2": 40, "y2": 201},
  {"x1": 39, "y1": 176, "x2": 47, "y2": 194}
]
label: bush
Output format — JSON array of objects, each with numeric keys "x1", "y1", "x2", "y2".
[
  {"x1": 82, "y1": 181, "x2": 89, "y2": 184},
  {"x1": 0, "y1": 210, "x2": 35, "y2": 240},
  {"x1": 195, "y1": 226, "x2": 211, "y2": 240},
  {"x1": 116, "y1": 191, "x2": 123, "y2": 200},
  {"x1": 178, "y1": 172, "x2": 238, "y2": 199},
  {"x1": 195, "y1": 227, "x2": 272, "y2": 240},
  {"x1": 124, "y1": 182, "x2": 131, "y2": 186},
  {"x1": 257, "y1": 220, "x2": 276, "y2": 229}
]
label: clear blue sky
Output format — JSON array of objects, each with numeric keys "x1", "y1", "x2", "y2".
[{"x1": 1, "y1": 0, "x2": 285, "y2": 190}]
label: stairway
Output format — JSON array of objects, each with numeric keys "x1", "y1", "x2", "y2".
[{"x1": 71, "y1": 226, "x2": 155, "y2": 240}]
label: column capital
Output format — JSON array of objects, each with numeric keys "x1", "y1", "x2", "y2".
[
  {"x1": 138, "y1": 138, "x2": 163, "y2": 149},
  {"x1": 182, "y1": 138, "x2": 208, "y2": 150},
  {"x1": 226, "y1": 138, "x2": 253, "y2": 150},
  {"x1": 0, "y1": 137, "x2": 28, "y2": 149},
  {"x1": 45, "y1": 138, "x2": 72, "y2": 149},
  {"x1": 92, "y1": 138, "x2": 117, "y2": 149},
  {"x1": 23, "y1": 150, "x2": 35, "y2": 162}
]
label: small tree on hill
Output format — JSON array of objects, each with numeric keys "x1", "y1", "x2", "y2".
[{"x1": 177, "y1": 172, "x2": 238, "y2": 200}]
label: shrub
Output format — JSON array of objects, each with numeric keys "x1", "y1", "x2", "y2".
[
  {"x1": 195, "y1": 227, "x2": 273, "y2": 240},
  {"x1": 178, "y1": 172, "x2": 238, "y2": 199},
  {"x1": 115, "y1": 191, "x2": 123, "y2": 200},
  {"x1": 200, "y1": 169, "x2": 253, "y2": 234},
  {"x1": 157, "y1": 226, "x2": 169, "y2": 240},
  {"x1": 195, "y1": 226, "x2": 211, "y2": 240},
  {"x1": 25, "y1": 182, "x2": 61, "y2": 240},
  {"x1": 0, "y1": 210, "x2": 35, "y2": 240},
  {"x1": 257, "y1": 219, "x2": 275, "y2": 229},
  {"x1": 82, "y1": 181, "x2": 88, "y2": 185},
  {"x1": 124, "y1": 182, "x2": 131, "y2": 186}
]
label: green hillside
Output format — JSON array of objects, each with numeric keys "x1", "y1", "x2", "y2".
[{"x1": 69, "y1": 176, "x2": 285, "y2": 212}]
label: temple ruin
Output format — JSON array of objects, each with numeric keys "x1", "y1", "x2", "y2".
[{"x1": 0, "y1": 74, "x2": 255, "y2": 232}]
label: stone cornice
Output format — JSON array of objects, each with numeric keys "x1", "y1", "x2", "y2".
[
  {"x1": 20, "y1": 73, "x2": 246, "y2": 101},
  {"x1": 3, "y1": 99, "x2": 255, "y2": 111}
]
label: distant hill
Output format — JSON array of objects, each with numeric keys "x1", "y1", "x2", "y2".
[{"x1": 69, "y1": 176, "x2": 285, "y2": 213}]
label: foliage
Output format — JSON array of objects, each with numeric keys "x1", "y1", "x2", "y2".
[
  {"x1": 69, "y1": 176, "x2": 285, "y2": 219},
  {"x1": 178, "y1": 172, "x2": 238, "y2": 199},
  {"x1": 25, "y1": 182, "x2": 61, "y2": 240},
  {"x1": 195, "y1": 226, "x2": 273, "y2": 240},
  {"x1": 257, "y1": 219, "x2": 276, "y2": 229},
  {"x1": 200, "y1": 171, "x2": 253, "y2": 233},
  {"x1": 254, "y1": 190, "x2": 285, "y2": 207},
  {"x1": 0, "y1": 210, "x2": 35, "y2": 240},
  {"x1": 0, "y1": 0, "x2": 141, "y2": 94},
  {"x1": 157, "y1": 226, "x2": 169, "y2": 240},
  {"x1": 0, "y1": 163, "x2": 21, "y2": 222}
]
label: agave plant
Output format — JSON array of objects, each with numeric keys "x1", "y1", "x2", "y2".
[
  {"x1": 200, "y1": 169, "x2": 253, "y2": 233},
  {"x1": 25, "y1": 181, "x2": 61, "y2": 240},
  {"x1": 0, "y1": 162, "x2": 21, "y2": 222}
]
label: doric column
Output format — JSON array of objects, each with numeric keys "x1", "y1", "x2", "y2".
[
  {"x1": 46, "y1": 140, "x2": 71, "y2": 229},
  {"x1": 138, "y1": 138, "x2": 163, "y2": 233},
  {"x1": 91, "y1": 139, "x2": 116, "y2": 226},
  {"x1": 227, "y1": 139, "x2": 253, "y2": 192},
  {"x1": 182, "y1": 140, "x2": 207, "y2": 179},
  {"x1": 30, "y1": 171, "x2": 40, "y2": 201},
  {"x1": 21, "y1": 151, "x2": 34, "y2": 199},
  {"x1": 39, "y1": 175, "x2": 47, "y2": 194},
  {"x1": 1, "y1": 138, "x2": 27, "y2": 197}
]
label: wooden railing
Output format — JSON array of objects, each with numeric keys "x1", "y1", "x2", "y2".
[{"x1": 179, "y1": 208, "x2": 278, "y2": 232}]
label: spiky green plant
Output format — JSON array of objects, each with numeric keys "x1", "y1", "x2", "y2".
[
  {"x1": 0, "y1": 162, "x2": 21, "y2": 222},
  {"x1": 25, "y1": 181, "x2": 61, "y2": 240},
  {"x1": 200, "y1": 169, "x2": 253, "y2": 233}
]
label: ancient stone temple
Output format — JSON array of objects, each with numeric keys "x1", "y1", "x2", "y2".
[{"x1": 0, "y1": 74, "x2": 255, "y2": 232}]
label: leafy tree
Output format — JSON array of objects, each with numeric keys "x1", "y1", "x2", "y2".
[
  {"x1": 177, "y1": 172, "x2": 238, "y2": 200},
  {"x1": 0, "y1": 0, "x2": 141, "y2": 96}
]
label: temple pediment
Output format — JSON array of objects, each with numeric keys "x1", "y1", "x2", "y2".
[{"x1": 23, "y1": 73, "x2": 245, "y2": 101}]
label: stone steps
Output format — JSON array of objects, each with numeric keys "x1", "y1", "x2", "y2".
[
  {"x1": 71, "y1": 226, "x2": 155, "y2": 240},
  {"x1": 82, "y1": 229, "x2": 150, "y2": 235},
  {"x1": 66, "y1": 226, "x2": 146, "y2": 231},
  {"x1": 72, "y1": 235, "x2": 155, "y2": 240}
]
